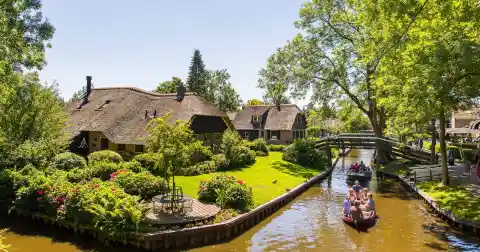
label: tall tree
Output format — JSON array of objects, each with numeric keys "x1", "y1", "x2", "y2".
[
  {"x1": 186, "y1": 49, "x2": 207, "y2": 95},
  {"x1": 0, "y1": 72, "x2": 70, "y2": 168},
  {"x1": 379, "y1": 0, "x2": 480, "y2": 185},
  {"x1": 0, "y1": 0, "x2": 55, "y2": 70},
  {"x1": 203, "y1": 69, "x2": 242, "y2": 112},
  {"x1": 258, "y1": 0, "x2": 442, "y2": 163},
  {"x1": 155, "y1": 77, "x2": 184, "y2": 93}
]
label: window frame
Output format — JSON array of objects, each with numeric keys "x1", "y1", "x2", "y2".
[
  {"x1": 100, "y1": 138, "x2": 109, "y2": 150},
  {"x1": 134, "y1": 144, "x2": 144, "y2": 153},
  {"x1": 244, "y1": 132, "x2": 250, "y2": 139},
  {"x1": 252, "y1": 115, "x2": 261, "y2": 122},
  {"x1": 117, "y1": 144, "x2": 126, "y2": 151}
]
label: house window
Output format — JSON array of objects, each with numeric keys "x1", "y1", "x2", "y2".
[
  {"x1": 296, "y1": 115, "x2": 304, "y2": 124},
  {"x1": 117, "y1": 144, "x2": 126, "y2": 151},
  {"x1": 135, "y1": 145, "x2": 144, "y2": 153},
  {"x1": 101, "y1": 138, "x2": 109, "y2": 150},
  {"x1": 244, "y1": 132, "x2": 250, "y2": 139},
  {"x1": 293, "y1": 130, "x2": 306, "y2": 139},
  {"x1": 252, "y1": 115, "x2": 261, "y2": 122},
  {"x1": 270, "y1": 131, "x2": 280, "y2": 140}
]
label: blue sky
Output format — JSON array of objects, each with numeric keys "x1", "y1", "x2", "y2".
[{"x1": 39, "y1": 0, "x2": 307, "y2": 105}]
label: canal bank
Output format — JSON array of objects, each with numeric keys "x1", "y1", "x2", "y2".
[{"x1": 2, "y1": 149, "x2": 480, "y2": 251}]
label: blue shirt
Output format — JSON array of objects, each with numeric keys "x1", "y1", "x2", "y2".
[
  {"x1": 343, "y1": 199, "x2": 351, "y2": 215},
  {"x1": 352, "y1": 185, "x2": 362, "y2": 193},
  {"x1": 368, "y1": 199, "x2": 376, "y2": 211}
]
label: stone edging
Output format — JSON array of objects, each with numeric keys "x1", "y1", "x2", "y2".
[
  {"x1": 376, "y1": 170, "x2": 480, "y2": 235},
  {"x1": 128, "y1": 149, "x2": 351, "y2": 251}
]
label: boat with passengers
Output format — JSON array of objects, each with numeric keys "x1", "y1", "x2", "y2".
[
  {"x1": 346, "y1": 161, "x2": 372, "y2": 181},
  {"x1": 342, "y1": 181, "x2": 378, "y2": 230}
]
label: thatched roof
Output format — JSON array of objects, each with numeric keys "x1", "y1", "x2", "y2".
[
  {"x1": 232, "y1": 104, "x2": 303, "y2": 130},
  {"x1": 66, "y1": 87, "x2": 227, "y2": 145}
]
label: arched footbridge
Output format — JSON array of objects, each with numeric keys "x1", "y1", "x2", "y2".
[{"x1": 315, "y1": 133, "x2": 435, "y2": 167}]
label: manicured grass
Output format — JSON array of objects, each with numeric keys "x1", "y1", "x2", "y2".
[
  {"x1": 417, "y1": 181, "x2": 480, "y2": 223},
  {"x1": 175, "y1": 152, "x2": 324, "y2": 207}
]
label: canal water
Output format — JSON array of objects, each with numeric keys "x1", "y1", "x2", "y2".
[{"x1": 2, "y1": 149, "x2": 480, "y2": 251}]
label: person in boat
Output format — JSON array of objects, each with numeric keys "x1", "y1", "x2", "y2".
[
  {"x1": 342, "y1": 195, "x2": 351, "y2": 217},
  {"x1": 352, "y1": 180, "x2": 362, "y2": 194},
  {"x1": 350, "y1": 200, "x2": 364, "y2": 221},
  {"x1": 353, "y1": 163, "x2": 360, "y2": 172},
  {"x1": 359, "y1": 161, "x2": 366, "y2": 169},
  {"x1": 360, "y1": 188, "x2": 369, "y2": 203},
  {"x1": 365, "y1": 193, "x2": 376, "y2": 212},
  {"x1": 349, "y1": 164, "x2": 355, "y2": 172},
  {"x1": 347, "y1": 188, "x2": 356, "y2": 204}
]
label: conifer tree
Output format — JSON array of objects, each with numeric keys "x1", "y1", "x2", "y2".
[{"x1": 186, "y1": 49, "x2": 206, "y2": 94}]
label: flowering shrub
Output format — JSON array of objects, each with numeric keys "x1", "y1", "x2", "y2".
[
  {"x1": 90, "y1": 161, "x2": 122, "y2": 181},
  {"x1": 283, "y1": 138, "x2": 326, "y2": 167},
  {"x1": 198, "y1": 174, "x2": 254, "y2": 210},
  {"x1": 121, "y1": 160, "x2": 145, "y2": 173},
  {"x1": 51, "y1": 152, "x2": 87, "y2": 171},
  {"x1": 111, "y1": 170, "x2": 168, "y2": 199},
  {"x1": 88, "y1": 150, "x2": 123, "y2": 166}
]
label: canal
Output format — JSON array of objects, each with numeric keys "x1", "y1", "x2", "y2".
[{"x1": 2, "y1": 149, "x2": 480, "y2": 251}]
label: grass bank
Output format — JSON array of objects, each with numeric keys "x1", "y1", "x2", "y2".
[
  {"x1": 417, "y1": 181, "x2": 480, "y2": 223},
  {"x1": 176, "y1": 152, "x2": 324, "y2": 207},
  {"x1": 378, "y1": 158, "x2": 410, "y2": 176}
]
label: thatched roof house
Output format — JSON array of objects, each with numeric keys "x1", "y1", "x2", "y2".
[
  {"x1": 231, "y1": 104, "x2": 306, "y2": 144},
  {"x1": 67, "y1": 76, "x2": 231, "y2": 156}
]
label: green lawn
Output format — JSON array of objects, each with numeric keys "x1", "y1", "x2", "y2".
[
  {"x1": 417, "y1": 181, "x2": 480, "y2": 223},
  {"x1": 378, "y1": 158, "x2": 411, "y2": 176},
  {"x1": 175, "y1": 152, "x2": 323, "y2": 207}
]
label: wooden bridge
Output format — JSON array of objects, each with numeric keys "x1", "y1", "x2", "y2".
[{"x1": 315, "y1": 133, "x2": 435, "y2": 167}]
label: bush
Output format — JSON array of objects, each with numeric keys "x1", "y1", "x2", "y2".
[
  {"x1": 212, "y1": 154, "x2": 229, "y2": 170},
  {"x1": 226, "y1": 181, "x2": 254, "y2": 210},
  {"x1": 189, "y1": 141, "x2": 213, "y2": 164},
  {"x1": 121, "y1": 160, "x2": 145, "y2": 173},
  {"x1": 51, "y1": 152, "x2": 87, "y2": 171},
  {"x1": 283, "y1": 138, "x2": 326, "y2": 167},
  {"x1": 112, "y1": 170, "x2": 168, "y2": 200},
  {"x1": 255, "y1": 150, "x2": 268, "y2": 157},
  {"x1": 229, "y1": 146, "x2": 256, "y2": 168},
  {"x1": 133, "y1": 153, "x2": 168, "y2": 178},
  {"x1": 90, "y1": 161, "x2": 122, "y2": 181},
  {"x1": 268, "y1": 144, "x2": 285, "y2": 152},
  {"x1": 88, "y1": 150, "x2": 123, "y2": 166},
  {"x1": 198, "y1": 174, "x2": 254, "y2": 210},
  {"x1": 66, "y1": 168, "x2": 93, "y2": 183},
  {"x1": 0, "y1": 169, "x2": 17, "y2": 210},
  {"x1": 248, "y1": 138, "x2": 269, "y2": 156},
  {"x1": 180, "y1": 161, "x2": 216, "y2": 176}
]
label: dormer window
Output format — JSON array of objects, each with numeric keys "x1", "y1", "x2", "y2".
[
  {"x1": 252, "y1": 115, "x2": 261, "y2": 122},
  {"x1": 296, "y1": 115, "x2": 304, "y2": 124}
]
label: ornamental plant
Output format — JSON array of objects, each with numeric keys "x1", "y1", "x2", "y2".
[
  {"x1": 198, "y1": 174, "x2": 254, "y2": 210},
  {"x1": 110, "y1": 170, "x2": 168, "y2": 200}
]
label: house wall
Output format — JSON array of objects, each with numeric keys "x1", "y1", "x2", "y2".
[
  {"x1": 87, "y1": 131, "x2": 144, "y2": 160},
  {"x1": 238, "y1": 130, "x2": 259, "y2": 141},
  {"x1": 453, "y1": 118, "x2": 472, "y2": 128}
]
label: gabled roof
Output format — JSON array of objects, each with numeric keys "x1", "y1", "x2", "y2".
[
  {"x1": 66, "y1": 87, "x2": 227, "y2": 145},
  {"x1": 232, "y1": 104, "x2": 303, "y2": 130}
]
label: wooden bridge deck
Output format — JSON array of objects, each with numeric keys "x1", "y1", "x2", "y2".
[{"x1": 144, "y1": 198, "x2": 221, "y2": 225}]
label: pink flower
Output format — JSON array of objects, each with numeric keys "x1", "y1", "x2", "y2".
[
  {"x1": 61, "y1": 197, "x2": 66, "y2": 202},
  {"x1": 236, "y1": 180, "x2": 243, "y2": 185},
  {"x1": 36, "y1": 197, "x2": 41, "y2": 201},
  {"x1": 38, "y1": 190, "x2": 45, "y2": 196}
]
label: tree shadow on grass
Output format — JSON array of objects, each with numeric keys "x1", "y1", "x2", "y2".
[{"x1": 271, "y1": 161, "x2": 321, "y2": 179}]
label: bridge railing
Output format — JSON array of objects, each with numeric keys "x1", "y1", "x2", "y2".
[{"x1": 315, "y1": 133, "x2": 434, "y2": 164}]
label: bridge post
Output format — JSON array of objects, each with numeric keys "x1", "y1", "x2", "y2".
[{"x1": 326, "y1": 144, "x2": 333, "y2": 168}]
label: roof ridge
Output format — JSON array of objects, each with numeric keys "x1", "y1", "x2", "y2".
[
  {"x1": 93, "y1": 87, "x2": 196, "y2": 97},
  {"x1": 245, "y1": 104, "x2": 296, "y2": 107}
]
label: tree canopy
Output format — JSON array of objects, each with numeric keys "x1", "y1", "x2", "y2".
[
  {"x1": 245, "y1": 99, "x2": 264, "y2": 106},
  {"x1": 155, "y1": 77, "x2": 184, "y2": 93},
  {"x1": 203, "y1": 69, "x2": 242, "y2": 112}
]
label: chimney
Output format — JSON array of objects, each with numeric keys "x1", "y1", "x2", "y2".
[
  {"x1": 145, "y1": 110, "x2": 148, "y2": 119},
  {"x1": 84, "y1": 76, "x2": 92, "y2": 104},
  {"x1": 176, "y1": 84, "x2": 186, "y2": 102}
]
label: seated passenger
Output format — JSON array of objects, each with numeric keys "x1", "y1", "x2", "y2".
[
  {"x1": 352, "y1": 180, "x2": 362, "y2": 194},
  {"x1": 347, "y1": 188, "x2": 356, "y2": 203},
  {"x1": 353, "y1": 163, "x2": 360, "y2": 172},
  {"x1": 361, "y1": 188, "x2": 369, "y2": 202},
  {"x1": 366, "y1": 193, "x2": 376, "y2": 212},
  {"x1": 350, "y1": 201, "x2": 364, "y2": 221},
  {"x1": 359, "y1": 161, "x2": 365, "y2": 169},
  {"x1": 342, "y1": 195, "x2": 351, "y2": 217}
]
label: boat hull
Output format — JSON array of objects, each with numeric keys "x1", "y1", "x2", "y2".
[
  {"x1": 342, "y1": 212, "x2": 377, "y2": 229},
  {"x1": 346, "y1": 172, "x2": 372, "y2": 181}
]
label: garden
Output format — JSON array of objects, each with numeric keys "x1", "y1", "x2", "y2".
[{"x1": 0, "y1": 113, "x2": 327, "y2": 242}]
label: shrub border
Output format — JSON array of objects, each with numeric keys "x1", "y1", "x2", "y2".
[
  {"x1": 127, "y1": 148, "x2": 351, "y2": 251},
  {"x1": 376, "y1": 170, "x2": 480, "y2": 237}
]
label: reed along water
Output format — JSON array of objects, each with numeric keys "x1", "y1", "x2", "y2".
[{"x1": 2, "y1": 149, "x2": 480, "y2": 251}]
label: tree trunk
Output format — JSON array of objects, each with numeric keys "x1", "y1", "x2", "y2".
[
  {"x1": 431, "y1": 118, "x2": 437, "y2": 164},
  {"x1": 367, "y1": 101, "x2": 388, "y2": 167},
  {"x1": 438, "y1": 106, "x2": 449, "y2": 185}
]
